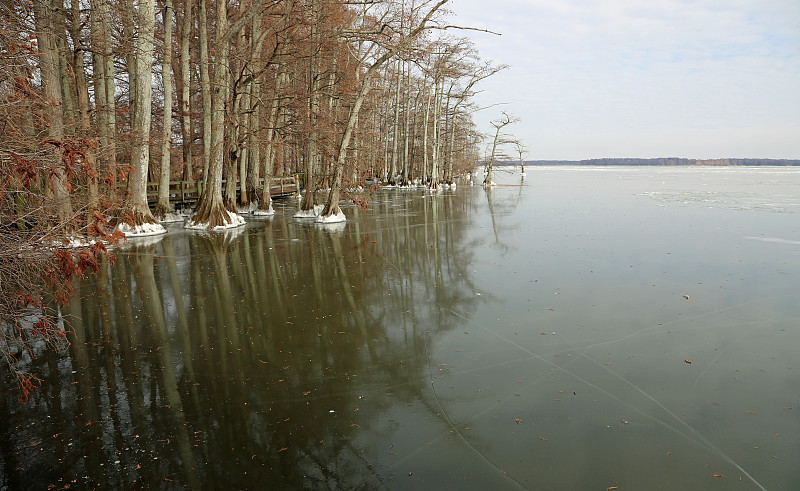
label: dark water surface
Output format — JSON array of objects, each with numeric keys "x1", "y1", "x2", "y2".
[{"x1": 2, "y1": 166, "x2": 799, "y2": 489}]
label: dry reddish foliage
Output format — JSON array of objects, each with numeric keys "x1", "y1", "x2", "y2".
[{"x1": 0, "y1": 10, "x2": 124, "y2": 402}]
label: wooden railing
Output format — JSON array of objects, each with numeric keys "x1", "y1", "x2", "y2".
[{"x1": 144, "y1": 176, "x2": 299, "y2": 204}]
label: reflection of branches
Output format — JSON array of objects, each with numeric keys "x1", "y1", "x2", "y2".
[
  {"x1": 132, "y1": 250, "x2": 200, "y2": 487},
  {"x1": 483, "y1": 186, "x2": 512, "y2": 255},
  {"x1": 2, "y1": 187, "x2": 489, "y2": 489}
]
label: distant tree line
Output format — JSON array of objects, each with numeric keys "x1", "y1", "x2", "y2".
[{"x1": 521, "y1": 158, "x2": 800, "y2": 166}]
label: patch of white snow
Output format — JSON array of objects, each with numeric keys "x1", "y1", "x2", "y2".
[
  {"x1": 157, "y1": 212, "x2": 184, "y2": 223},
  {"x1": 294, "y1": 204, "x2": 324, "y2": 219},
  {"x1": 117, "y1": 221, "x2": 167, "y2": 237},
  {"x1": 237, "y1": 201, "x2": 258, "y2": 215},
  {"x1": 56, "y1": 236, "x2": 98, "y2": 249},
  {"x1": 315, "y1": 209, "x2": 346, "y2": 224},
  {"x1": 252, "y1": 199, "x2": 274, "y2": 217},
  {"x1": 252, "y1": 207, "x2": 275, "y2": 217},
  {"x1": 185, "y1": 209, "x2": 246, "y2": 231}
]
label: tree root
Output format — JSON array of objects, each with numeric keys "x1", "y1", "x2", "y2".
[{"x1": 190, "y1": 195, "x2": 235, "y2": 229}]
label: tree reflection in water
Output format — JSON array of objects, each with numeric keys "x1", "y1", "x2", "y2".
[{"x1": 1, "y1": 189, "x2": 482, "y2": 489}]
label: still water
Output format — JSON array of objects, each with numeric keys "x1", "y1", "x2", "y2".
[{"x1": 2, "y1": 166, "x2": 799, "y2": 489}]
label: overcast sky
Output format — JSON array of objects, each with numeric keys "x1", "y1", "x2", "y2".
[{"x1": 448, "y1": 0, "x2": 800, "y2": 160}]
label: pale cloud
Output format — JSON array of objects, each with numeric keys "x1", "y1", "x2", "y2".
[{"x1": 450, "y1": 0, "x2": 800, "y2": 159}]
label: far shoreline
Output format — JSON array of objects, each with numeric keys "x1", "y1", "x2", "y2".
[{"x1": 514, "y1": 158, "x2": 800, "y2": 166}]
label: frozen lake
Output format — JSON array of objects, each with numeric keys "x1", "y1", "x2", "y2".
[{"x1": 2, "y1": 166, "x2": 798, "y2": 489}]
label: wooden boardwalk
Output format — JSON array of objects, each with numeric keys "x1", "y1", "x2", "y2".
[{"x1": 145, "y1": 176, "x2": 299, "y2": 206}]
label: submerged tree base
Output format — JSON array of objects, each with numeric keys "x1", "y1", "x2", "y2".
[
  {"x1": 186, "y1": 209, "x2": 245, "y2": 231},
  {"x1": 237, "y1": 201, "x2": 258, "y2": 215},
  {"x1": 188, "y1": 198, "x2": 245, "y2": 230},
  {"x1": 156, "y1": 212, "x2": 184, "y2": 223},
  {"x1": 315, "y1": 208, "x2": 346, "y2": 223},
  {"x1": 116, "y1": 209, "x2": 167, "y2": 237},
  {"x1": 152, "y1": 201, "x2": 171, "y2": 220},
  {"x1": 253, "y1": 199, "x2": 275, "y2": 217},
  {"x1": 294, "y1": 204, "x2": 323, "y2": 219}
]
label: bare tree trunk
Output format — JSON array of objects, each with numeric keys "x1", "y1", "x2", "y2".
[
  {"x1": 401, "y1": 59, "x2": 411, "y2": 184},
  {"x1": 515, "y1": 142, "x2": 526, "y2": 176},
  {"x1": 324, "y1": 69, "x2": 339, "y2": 190},
  {"x1": 237, "y1": 102, "x2": 251, "y2": 208},
  {"x1": 442, "y1": 89, "x2": 451, "y2": 183},
  {"x1": 408, "y1": 86, "x2": 423, "y2": 182},
  {"x1": 190, "y1": 0, "x2": 263, "y2": 228},
  {"x1": 33, "y1": 0, "x2": 73, "y2": 222},
  {"x1": 223, "y1": 68, "x2": 237, "y2": 211},
  {"x1": 191, "y1": 0, "x2": 230, "y2": 228},
  {"x1": 447, "y1": 106, "x2": 458, "y2": 183},
  {"x1": 54, "y1": 6, "x2": 76, "y2": 133},
  {"x1": 122, "y1": 0, "x2": 137, "y2": 128},
  {"x1": 70, "y1": 0, "x2": 98, "y2": 211},
  {"x1": 246, "y1": 95, "x2": 260, "y2": 204},
  {"x1": 276, "y1": 71, "x2": 290, "y2": 179},
  {"x1": 127, "y1": 0, "x2": 162, "y2": 228},
  {"x1": 430, "y1": 76, "x2": 442, "y2": 189},
  {"x1": 101, "y1": 0, "x2": 116, "y2": 173},
  {"x1": 233, "y1": 27, "x2": 248, "y2": 207},
  {"x1": 258, "y1": 69, "x2": 284, "y2": 213},
  {"x1": 198, "y1": 0, "x2": 212, "y2": 185},
  {"x1": 485, "y1": 124, "x2": 500, "y2": 186},
  {"x1": 155, "y1": 0, "x2": 175, "y2": 218},
  {"x1": 90, "y1": 0, "x2": 109, "y2": 187},
  {"x1": 319, "y1": 86, "x2": 365, "y2": 219},
  {"x1": 246, "y1": 22, "x2": 265, "y2": 204},
  {"x1": 422, "y1": 83, "x2": 431, "y2": 184},
  {"x1": 389, "y1": 58, "x2": 401, "y2": 184},
  {"x1": 372, "y1": 109, "x2": 381, "y2": 178},
  {"x1": 90, "y1": 0, "x2": 116, "y2": 178},
  {"x1": 179, "y1": 0, "x2": 193, "y2": 181},
  {"x1": 299, "y1": 0, "x2": 321, "y2": 214}
]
